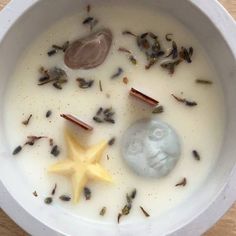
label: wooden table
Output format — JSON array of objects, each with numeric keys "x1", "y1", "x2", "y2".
[{"x1": 0, "y1": 0, "x2": 236, "y2": 235}]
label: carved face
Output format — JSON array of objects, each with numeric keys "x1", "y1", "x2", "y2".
[{"x1": 121, "y1": 118, "x2": 181, "y2": 178}]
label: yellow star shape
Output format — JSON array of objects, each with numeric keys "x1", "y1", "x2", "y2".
[{"x1": 48, "y1": 130, "x2": 112, "y2": 203}]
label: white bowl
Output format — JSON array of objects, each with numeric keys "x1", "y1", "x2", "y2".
[{"x1": 0, "y1": 0, "x2": 236, "y2": 235}]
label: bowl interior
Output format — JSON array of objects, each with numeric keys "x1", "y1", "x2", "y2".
[{"x1": 0, "y1": 0, "x2": 236, "y2": 235}]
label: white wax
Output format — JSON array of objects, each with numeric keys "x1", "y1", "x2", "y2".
[{"x1": 3, "y1": 3, "x2": 225, "y2": 223}]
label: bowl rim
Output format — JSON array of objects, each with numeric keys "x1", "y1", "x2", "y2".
[{"x1": 0, "y1": 0, "x2": 236, "y2": 235}]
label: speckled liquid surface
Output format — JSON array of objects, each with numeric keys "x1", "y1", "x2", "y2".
[{"x1": 3, "y1": 3, "x2": 225, "y2": 223}]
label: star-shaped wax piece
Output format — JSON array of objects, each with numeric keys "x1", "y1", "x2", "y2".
[{"x1": 48, "y1": 130, "x2": 112, "y2": 203}]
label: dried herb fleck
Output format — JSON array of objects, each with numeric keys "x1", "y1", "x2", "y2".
[
  {"x1": 152, "y1": 105, "x2": 164, "y2": 114},
  {"x1": 122, "y1": 30, "x2": 137, "y2": 37},
  {"x1": 99, "y1": 80, "x2": 103, "y2": 92},
  {"x1": 84, "y1": 187, "x2": 91, "y2": 200},
  {"x1": 76, "y1": 78, "x2": 94, "y2": 89},
  {"x1": 82, "y1": 10, "x2": 98, "y2": 31},
  {"x1": 83, "y1": 16, "x2": 94, "y2": 24},
  {"x1": 46, "y1": 110, "x2": 52, "y2": 118},
  {"x1": 47, "y1": 49, "x2": 57, "y2": 57},
  {"x1": 59, "y1": 195, "x2": 71, "y2": 202},
  {"x1": 93, "y1": 116, "x2": 103, "y2": 123},
  {"x1": 12, "y1": 146, "x2": 22, "y2": 155},
  {"x1": 192, "y1": 150, "x2": 201, "y2": 161},
  {"x1": 111, "y1": 67, "x2": 123, "y2": 79},
  {"x1": 49, "y1": 138, "x2": 54, "y2": 146},
  {"x1": 87, "y1": 4, "x2": 91, "y2": 13},
  {"x1": 118, "y1": 47, "x2": 131, "y2": 54},
  {"x1": 24, "y1": 136, "x2": 47, "y2": 146},
  {"x1": 130, "y1": 189, "x2": 137, "y2": 199},
  {"x1": 185, "y1": 101, "x2": 198, "y2": 107},
  {"x1": 22, "y1": 114, "x2": 32, "y2": 126},
  {"x1": 165, "y1": 33, "x2": 173, "y2": 42},
  {"x1": 122, "y1": 204, "x2": 131, "y2": 216},
  {"x1": 51, "y1": 184, "x2": 57, "y2": 196},
  {"x1": 53, "y1": 41, "x2": 70, "y2": 52},
  {"x1": 44, "y1": 197, "x2": 53, "y2": 205},
  {"x1": 175, "y1": 178, "x2": 187, "y2": 187},
  {"x1": 129, "y1": 55, "x2": 137, "y2": 65},
  {"x1": 117, "y1": 213, "x2": 122, "y2": 223},
  {"x1": 51, "y1": 145, "x2": 60, "y2": 157},
  {"x1": 140, "y1": 206, "x2": 150, "y2": 217},
  {"x1": 196, "y1": 79, "x2": 213, "y2": 85},
  {"x1": 100, "y1": 207, "x2": 107, "y2": 216},
  {"x1": 171, "y1": 94, "x2": 197, "y2": 107},
  {"x1": 108, "y1": 137, "x2": 116, "y2": 146},
  {"x1": 96, "y1": 107, "x2": 103, "y2": 116}
]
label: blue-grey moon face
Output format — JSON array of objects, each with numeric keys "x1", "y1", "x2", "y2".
[{"x1": 121, "y1": 118, "x2": 181, "y2": 178}]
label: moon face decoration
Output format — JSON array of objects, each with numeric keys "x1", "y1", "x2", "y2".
[{"x1": 121, "y1": 118, "x2": 181, "y2": 178}]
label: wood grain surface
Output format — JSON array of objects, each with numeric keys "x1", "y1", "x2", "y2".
[{"x1": 0, "y1": 0, "x2": 236, "y2": 235}]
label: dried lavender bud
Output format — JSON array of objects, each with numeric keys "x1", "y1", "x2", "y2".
[
  {"x1": 161, "y1": 59, "x2": 182, "y2": 74},
  {"x1": 84, "y1": 187, "x2": 91, "y2": 200},
  {"x1": 100, "y1": 207, "x2": 107, "y2": 216},
  {"x1": 44, "y1": 197, "x2": 53, "y2": 205},
  {"x1": 96, "y1": 107, "x2": 103, "y2": 116},
  {"x1": 185, "y1": 101, "x2": 197, "y2": 107},
  {"x1": 47, "y1": 49, "x2": 57, "y2": 57},
  {"x1": 192, "y1": 150, "x2": 201, "y2": 161},
  {"x1": 76, "y1": 78, "x2": 94, "y2": 89},
  {"x1": 93, "y1": 116, "x2": 103, "y2": 123},
  {"x1": 46, "y1": 110, "x2": 52, "y2": 118},
  {"x1": 83, "y1": 17, "x2": 94, "y2": 24},
  {"x1": 152, "y1": 106, "x2": 164, "y2": 114},
  {"x1": 59, "y1": 195, "x2": 71, "y2": 202},
  {"x1": 196, "y1": 79, "x2": 213, "y2": 85},
  {"x1": 108, "y1": 137, "x2": 116, "y2": 146},
  {"x1": 39, "y1": 76, "x2": 50, "y2": 83},
  {"x1": 179, "y1": 47, "x2": 192, "y2": 63},
  {"x1": 12, "y1": 146, "x2": 22, "y2": 155},
  {"x1": 130, "y1": 189, "x2": 137, "y2": 199},
  {"x1": 122, "y1": 204, "x2": 131, "y2": 216},
  {"x1": 104, "y1": 117, "x2": 115, "y2": 124},
  {"x1": 22, "y1": 114, "x2": 33, "y2": 126},
  {"x1": 137, "y1": 32, "x2": 164, "y2": 69},
  {"x1": 175, "y1": 178, "x2": 187, "y2": 187},
  {"x1": 111, "y1": 67, "x2": 123, "y2": 79},
  {"x1": 51, "y1": 145, "x2": 60, "y2": 157},
  {"x1": 51, "y1": 184, "x2": 57, "y2": 196},
  {"x1": 129, "y1": 56, "x2": 137, "y2": 65}
]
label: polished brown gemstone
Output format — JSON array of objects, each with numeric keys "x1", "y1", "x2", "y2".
[{"x1": 64, "y1": 29, "x2": 112, "y2": 70}]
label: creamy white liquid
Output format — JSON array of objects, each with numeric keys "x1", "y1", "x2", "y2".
[{"x1": 3, "y1": 3, "x2": 225, "y2": 223}]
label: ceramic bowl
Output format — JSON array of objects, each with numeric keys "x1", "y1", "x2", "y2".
[{"x1": 0, "y1": 0, "x2": 236, "y2": 235}]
